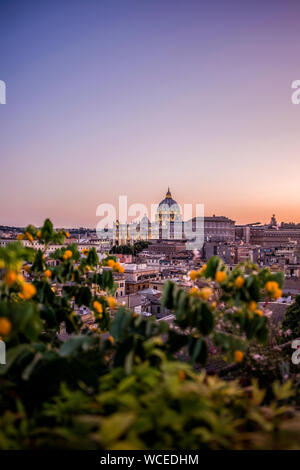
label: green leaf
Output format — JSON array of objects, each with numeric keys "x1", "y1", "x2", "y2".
[
  {"x1": 75, "y1": 287, "x2": 92, "y2": 307},
  {"x1": 205, "y1": 256, "x2": 220, "y2": 279},
  {"x1": 196, "y1": 303, "x2": 214, "y2": 335},
  {"x1": 189, "y1": 337, "x2": 207, "y2": 364},
  {"x1": 59, "y1": 335, "x2": 96, "y2": 357},
  {"x1": 161, "y1": 281, "x2": 174, "y2": 310},
  {"x1": 0, "y1": 344, "x2": 33, "y2": 376}
]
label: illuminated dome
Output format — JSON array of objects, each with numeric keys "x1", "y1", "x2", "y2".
[
  {"x1": 157, "y1": 188, "x2": 181, "y2": 212},
  {"x1": 156, "y1": 188, "x2": 182, "y2": 223}
]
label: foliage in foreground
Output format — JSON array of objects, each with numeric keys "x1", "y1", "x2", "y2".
[
  {"x1": 0, "y1": 219, "x2": 298, "y2": 450},
  {"x1": 1, "y1": 360, "x2": 299, "y2": 450}
]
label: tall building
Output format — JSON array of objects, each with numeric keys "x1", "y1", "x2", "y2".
[
  {"x1": 114, "y1": 188, "x2": 184, "y2": 244},
  {"x1": 156, "y1": 188, "x2": 183, "y2": 240}
]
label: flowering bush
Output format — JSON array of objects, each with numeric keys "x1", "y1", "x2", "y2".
[
  {"x1": 161, "y1": 257, "x2": 284, "y2": 364},
  {"x1": 223, "y1": 342, "x2": 292, "y2": 398},
  {"x1": 0, "y1": 219, "x2": 299, "y2": 450}
]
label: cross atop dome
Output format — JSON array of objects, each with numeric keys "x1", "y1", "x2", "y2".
[{"x1": 166, "y1": 187, "x2": 172, "y2": 198}]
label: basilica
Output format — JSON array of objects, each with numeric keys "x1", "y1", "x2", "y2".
[
  {"x1": 113, "y1": 188, "x2": 236, "y2": 249},
  {"x1": 113, "y1": 188, "x2": 184, "y2": 245}
]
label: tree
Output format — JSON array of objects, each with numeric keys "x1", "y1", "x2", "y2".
[
  {"x1": 133, "y1": 240, "x2": 149, "y2": 255},
  {"x1": 110, "y1": 244, "x2": 133, "y2": 255}
]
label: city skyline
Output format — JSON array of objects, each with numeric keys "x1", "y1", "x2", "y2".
[{"x1": 1, "y1": 0, "x2": 300, "y2": 228}]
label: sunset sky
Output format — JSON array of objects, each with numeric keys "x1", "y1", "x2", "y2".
[{"x1": 1, "y1": 0, "x2": 300, "y2": 228}]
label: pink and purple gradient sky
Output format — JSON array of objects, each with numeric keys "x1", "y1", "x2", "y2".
[{"x1": 1, "y1": 0, "x2": 300, "y2": 228}]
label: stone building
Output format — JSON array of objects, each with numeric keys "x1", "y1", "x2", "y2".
[{"x1": 250, "y1": 226, "x2": 300, "y2": 247}]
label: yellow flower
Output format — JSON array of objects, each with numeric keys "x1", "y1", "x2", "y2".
[
  {"x1": 0, "y1": 317, "x2": 12, "y2": 337},
  {"x1": 16, "y1": 274, "x2": 25, "y2": 284},
  {"x1": 234, "y1": 350, "x2": 244, "y2": 363},
  {"x1": 0, "y1": 260, "x2": 4, "y2": 269},
  {"x1": 93, "y1": 301, "x2": 103, "y2": 314},
  {"x1": 107, "y1": 259, "x2": 115, "y2": 268},
  {"x1": 17, "y1": 234, "x2": 24, "y2": 240},
  {"x1": 189, "y1": 286, "x2": 199, "y2": 295},
  {"x1": 248, "y1": 300, "x2": 257, "y2": 312},
  {"x1": 198, "y1": 287, "x2": 213, "y2": 300},
  {"x1": 189, "y1": 270, "x2": 198, "y2": 281},
  {"x1": 36, "y1": 231, "x2": 42, "y2": 238},
  {"x1": 63, "y1": 250, "x2": 72, "y2": 260},
  {"x1": 273, "y1": 288, "x2": 282, "y2": 299},
  {"x1": 197, "y1": 265, "x2": 207, "y2": 277},
  {"x1": 255, "y1": 309, "x2": 263, "y2": 316},
  {"x1": 44, "y1": 269, "x2": 52, "y2": 278},
  {"x1": 211, "y1": 301, "x2": 217, "y2": 308},
  {"x1": 265, "y1": 281, "x2": 279, "y2": 295},
  {"x1": 25, "y1": 232, "x2": 33, "y2": 243},
  {"x1": 107, "y1": 296, "x2": 117, "y2": 310},
  {"x1": 19, "y1": 283, "x2": 36, "y2": 300},
  {"x1": 65, "y1": 231, "x2": 70, "y2": 238},
  {"x1": 3, "y1": 270, "x2": 17, "y2": 286},
  {"x1": 178, "y1": 370, "x2": 186, "y2": 381},
  {"x1": 23, "y1": 264, "x2": 30, "y2": 272},
  {"x1": 84, "y1": 265, "x2": 90, "y2": 272},
  {"x1": 234, "y1": 276, "x2": 244, "y2": 288},
  {"x1": 215, "y1": 271, "x2": 227, "y2": 283},
  {"x1": 114, "y1": 262, "x2": 124, "y2": 273},
  {"x1": 265, "y1": 281, "x2": 282, "y2": 299},
  {"x1": 108, "y1": 335, "x2": 114, "y2": 344},
  {"x1": 265, "y1": 281, "x2": 278, "y2": 292},
  {"x1": 82, "y1": 248, "x2": 88, "y2": 255}
]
